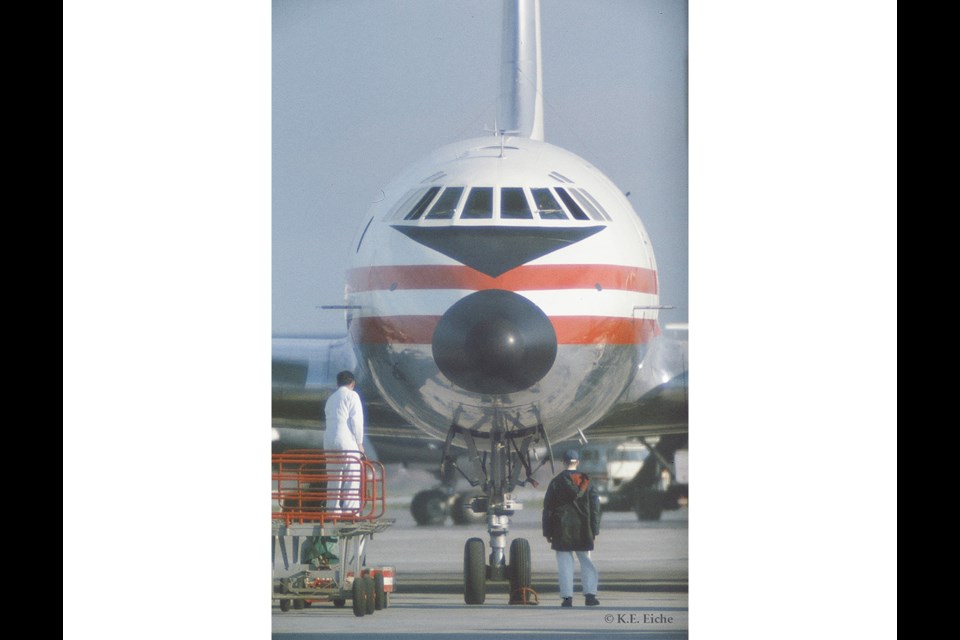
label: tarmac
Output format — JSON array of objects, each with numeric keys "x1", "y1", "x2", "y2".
[{"x1": 272, "y1": 486, "x2": 688, "y2": 639}]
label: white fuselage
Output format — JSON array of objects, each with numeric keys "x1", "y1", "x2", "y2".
[{"x1": 345, "y1": 136, "x2": 659, "y2": 443}]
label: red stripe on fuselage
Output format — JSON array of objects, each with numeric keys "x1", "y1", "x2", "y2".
[
  {"x1": 347, "y1": 264, "x2": 658, "y2": 294},
  {"x1": 352, "y1": 316, "x2": 438, "y2": 345},
  {"x1": 351, "y1": 316, "x2": 658, "y2": 346},
  {"x1": 551, "y1": 317, "x2": 659, "y2": 345}
]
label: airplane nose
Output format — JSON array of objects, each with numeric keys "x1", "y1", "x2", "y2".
[{"x1": 432, "y1": 289, "x2": 557, "y2": 394}]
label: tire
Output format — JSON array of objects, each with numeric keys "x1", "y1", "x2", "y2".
[
  {"x1": 636, "y1": 505, "x2": 663, "y2": 521},
  {"x1": 451, "y1": 492, "x2": 486, "y2": 525},
  {"x1": 332, "y1": 598, "x2": 346, "y2": 608},
  {"x1": 411, "y1": 489, "x2": 448, "y2": 526},
  {"x1": 278, "y1": 581, "x2": 291, "y2": 612},
  {"x1": 374, "y1": 572, "x2": 387, "y2": 610},
  {"x1": 464, "y1": 537, "x2": 486, "y2": 605},
  {"x1": 363, "y1": 576, "x2": 376, "y2": 615},
  {"x1": 352, "y1": 579, "x2": 367, "y2": 617},
  {"x1": 635, "y1": 488, "x2": 664, "y2": 521},
  {"x1": 508, "y1": 537, "x2": 531, "y2": 600},
  {"x1": 292, "y1": 598, "x2": 305, "y2": 610}
]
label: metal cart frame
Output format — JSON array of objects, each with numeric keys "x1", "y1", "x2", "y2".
[{"x1": 272, "y1": 450, "x2": 395, "y2": 615}]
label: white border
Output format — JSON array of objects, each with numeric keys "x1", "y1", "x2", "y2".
[{"x1": 64, "y1": 1, "x2": 897, "y2": 638}]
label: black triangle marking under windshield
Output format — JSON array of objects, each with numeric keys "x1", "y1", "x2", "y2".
[{"x1": 391, "y1": 225, "x2": 606, "y2": 278}]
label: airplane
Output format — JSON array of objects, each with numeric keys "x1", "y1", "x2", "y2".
[{"x1": 273, "y1": 0, "x2": 688, "y2": 604}]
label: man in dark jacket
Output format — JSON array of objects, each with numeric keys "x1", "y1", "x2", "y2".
[{"x1": 542, "y1": 449, "x2": 601, "y2": 607}]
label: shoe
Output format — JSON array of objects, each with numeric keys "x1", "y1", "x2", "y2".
[
  {"x1": 585, "y1": 594, "x2": 600, "y2": 606},
  {"x1": 561, "y1": 597, "x2": 573, "y2": 608}
]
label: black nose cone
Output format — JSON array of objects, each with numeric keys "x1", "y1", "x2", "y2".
[{"x1": 432, "y1": 289, "x2": 557, "y2": 395}]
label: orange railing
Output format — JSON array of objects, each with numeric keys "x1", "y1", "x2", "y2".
[{"x1": 272, "y1": 449, "x2": 387, "y2": 525}]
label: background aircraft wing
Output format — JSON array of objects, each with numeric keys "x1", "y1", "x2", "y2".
[{"x1": 273, "y1": 336, "x2": 438, "y2": 459}]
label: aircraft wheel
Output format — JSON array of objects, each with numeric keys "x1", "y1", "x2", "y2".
[
  {"x1": 508, "y1": 537, "x2": 531, "y2": 600},
  {"x1": 292, "y1": 598, "x2": 304, "y2": 610},
  {"x1": 374, "y1": 572, "x2": 387, "y2": 610},
  {"x1": 635, "y1": 488, "x2": 664, "y2": 521},
  {"x1": 352, "y1": 579, "x2": 367, "y2": 617},
  {"x1": 464, "y1": 537, "x2": 486, "y2": 605},
  {"x1": 411, "y1": 489, "x2": 448, "y2": 526},
  {"x1": 451, "y1": 492, "x2": 486, "y2": 525},
  {"x1": 636, "y1": 507, "x2": 662, "y2": 521},
  {"x1": 332, "y1": 598, "x2": 346, "y2": 608},
  {"x1": 279, "y1": 598, "x2": 291, "y2": 612},
  {"x1": 364, "y1": 576, "x2": 376, "y2": 615}
]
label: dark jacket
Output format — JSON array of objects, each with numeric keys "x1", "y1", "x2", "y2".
[{"x1": 542, "y1": 469, "x2": 601, "y2": 551}]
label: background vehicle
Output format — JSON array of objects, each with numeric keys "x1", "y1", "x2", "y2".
[{"x1": 578, "y1": 436, "x2": 688, "y2": 521}]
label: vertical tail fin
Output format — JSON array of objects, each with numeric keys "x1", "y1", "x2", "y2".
[{"x1": 500, "y1": 0, "x2": 544, "y2": 141}]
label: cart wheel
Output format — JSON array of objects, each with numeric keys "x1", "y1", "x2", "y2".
[
  {"x1": 293, "y1": 598, "x2": 305, "y2": 610},
  {"x1": 352, "y1": 579, "x2": 367, "y2": 617},
  {"x1": 374, "y1": 572, "x2": 387, "y2": 610},
  {"x1": 332, "y1": 598, "x2": 346, "y2": 608},
  {"x1": 277, "y1": 581, "x2": 292, "y2": 612},
  {"x1": 364, "y1": 576, "x2": 376, "y2": 615}
]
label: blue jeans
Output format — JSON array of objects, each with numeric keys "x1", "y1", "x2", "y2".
[{"x1": 556, "y1": 550, "x2": 598, "y2": 598}]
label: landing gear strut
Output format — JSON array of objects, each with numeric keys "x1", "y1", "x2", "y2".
[
  {"x1": 632, "y1": 434, "x2": 689, "y2": 521},
  {"x1": 439, "y1": 403, "x2": 554, "y2": 604}
]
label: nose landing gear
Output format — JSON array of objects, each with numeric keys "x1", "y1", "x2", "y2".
[{"x1": 440, "y1": 404, "x2": 554, "y2": 605}]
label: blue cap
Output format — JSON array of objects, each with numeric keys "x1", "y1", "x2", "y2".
[{"x1": 563, "y1": 449, "x2": 579, "y2": 463}]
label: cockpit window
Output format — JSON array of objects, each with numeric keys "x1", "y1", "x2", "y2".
[
  {"x1": 554, "y1": 188, "x2": 591, "y2": 221},
  {"x1": 461, "y1": 187, "x2": 494, "y2": 219},
  {"x1": 424, "y1": 187, "x2": 464, "y2": 219},
  {"x1": 569, "y1": 189, "x2": 605, "y2": 221},
  {"x1": 396, "y1": 185, "x2": 609, "y2": 225},
  {"x1": 531, "y1": 188, "x2": 567, "y2": 220},
  {"x1": 386, "y1": 188, "x2": 422, "y2": 220},
  {"x1": 575, "y1": 188, "x2": 612, "y2": 221},
  {"x1": 403, "y1": 186, "x2": 441, "y2": 220},
  {"x1": 500, "y1": 187, "x2": 533, "y2": 219}
]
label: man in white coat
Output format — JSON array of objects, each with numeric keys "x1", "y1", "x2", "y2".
[{"x1": 323, "y1": 370, "x2": 365, "y2": 513}]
